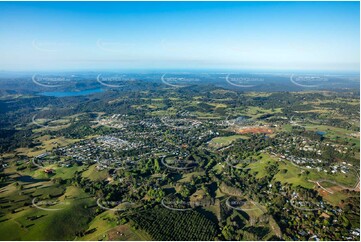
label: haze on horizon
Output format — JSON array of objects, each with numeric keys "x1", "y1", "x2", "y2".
[{"x1": 0, "y1": 1, "x2": 359, "y2": 72}]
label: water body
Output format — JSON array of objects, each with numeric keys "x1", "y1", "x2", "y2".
[
  {"x1": 316, "y1": 131, "x2": 326, "y2": 135},
  {"x1": 15, "y1": 175, "x2": 49, "y2": 183},
  {"x1": 39, "y1": 88, "x2": 104, "y2": 97}
]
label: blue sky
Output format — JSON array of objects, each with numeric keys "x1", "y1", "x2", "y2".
[{"x1": 0, "y1": 1, "x2": 359, "y2": 72}]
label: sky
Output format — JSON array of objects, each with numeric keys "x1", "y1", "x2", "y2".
[{"x1": 0, "y1": 1, "x2": 359, "y2": 72}]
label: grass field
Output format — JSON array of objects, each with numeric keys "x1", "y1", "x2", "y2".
[
  {"x1": 82, "y1": 164, "x2": 109, "y2": 182},
  {"x1": 302, "y1": 124, "x2": 360, "y2": 148},
  {"x1": 177, "y1": 171, "x2": 206, "y2": 183},
  {"x1": 320, "y1": 190, "x2": 357, "y2": 206},
  {"x1": 0, "y1": 185, "x2": 95, "y2": 240},
  {"x1": 15, "y1": 136, "x2": 82, "y2": 157},
  {"x1": 79, "y1": 210, "x2": 119, "y2": 241},
  {"x1": 241, "y1": 202, "x2": 265, "y2": 218},
  {"x1": 246, "y1": 152, "x2": 358, "y2": 190},
  {"x1": 208, "y1": 135, "x2": 249, "y2": 148},
  {"x1": 244, "y1": 107, "x2": 283, "y2": 119}
]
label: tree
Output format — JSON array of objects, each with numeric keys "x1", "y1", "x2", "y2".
[
  {"x1": 180, "y1": 186, "x2": 190, "y2": 198},
  {"x1": 154, "y1": 159, "x2": 160, "y2": 173}
]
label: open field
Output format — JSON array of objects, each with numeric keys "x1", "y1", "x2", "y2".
[
  {"x1": 236, "y1": 126, "x2": 273, "y2": 135},
  {"x1": 0, "y1": 185, "x2": 95, "y2": 240},
  {"x1": 247, "y1": 152, "x2": 359, "y2": 192},
  {"x1": 82, "y1": 164, "x2": 109, "y2": 182},
  {"x1": 302, "y1": 124, "x2": 360, "y2": 148},
  {"x1": 208, "y1": 135, "x2": 249, "y2": 148}
]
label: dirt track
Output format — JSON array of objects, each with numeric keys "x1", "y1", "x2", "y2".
[{"x1": 237, "y1": 126, "x2": 273, "y2": 134}]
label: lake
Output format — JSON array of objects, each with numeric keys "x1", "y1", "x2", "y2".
[
  {"x1": 15, "y1": 175, "x2": 49, "y2": 183},
  {"x1": 316, "y1": 131, "x2": 326, "y2": 135},
  {"x1": 39, "y1": 88, "x2": 104, "y2": 97}
]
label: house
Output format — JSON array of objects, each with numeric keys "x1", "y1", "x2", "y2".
[{"x1": 44, "y1": 168, "x2": 53, "y2": 174}]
